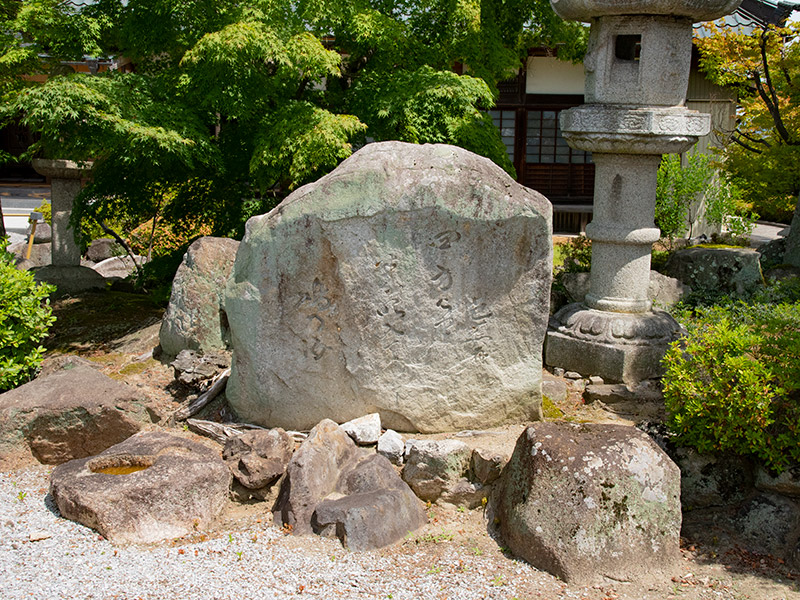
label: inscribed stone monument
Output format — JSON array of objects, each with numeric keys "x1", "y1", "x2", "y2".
[{"x1": 225, "y1": 142, "x2": 552, "y2": 432}]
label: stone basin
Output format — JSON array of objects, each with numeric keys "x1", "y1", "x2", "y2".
[{"x1": 550, "y1": 0, "x2": 742, "y2": 22}]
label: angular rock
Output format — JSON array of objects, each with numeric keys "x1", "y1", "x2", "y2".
[
  {"x1": 541, "y1": 374, "x2": 567, "y2": 404},
  {"x1": 93, "y1": 255, "x2": 143, "y2": 280},
  {"x1": 665, "y1": 247, "x2": 763, "y2": 298},
  {"x1": 159, "y1": 236, "x2": 240, "y2": 357},
  {"x1": 170, "y1": 349, "x2": 231, "y2": 390},
  {"x1": 755, "y1": 465, "x2": 800, "y2": 498},
  {"x1": 440, "y1": 478, "x2": 487, "y2": 508},
  {"x1": 471, "y1": 448, "x2": 506, "y2": 485},
  {"x1": 673, "y1": 448, "x2": 754, "y2": 510},
  {"x1": 312, "y1": 454, "x2": 427, "y2": 551},
  {"x1": 274, "y1": 419, "x2": 425, "y2": 549},
  {"x1": 223, "y1": 428, "x2": 294, "y2": 490},
  {"x1": 273, "y1": 419, "x2": 362, "y2": 534},
  {"x1": 86, "y1": 238, "x2": 122, "y2": 262},
  {"x1": 584, "y1": 383, "x2": 664, "y2": 405},
  {"x1": 8, "y1": 241, "x2": 51, "y2": 268},
  {"x1": 496, "y1": 422, "x2": 681, "y2": 584},
  {"x1": 225, "y1": 141, "x2": 552, "y2": 433},
  {"x1": 402, "y1": 439, "x2": 471, "y2": 503},
  {"x1": 31, "y1": 222, "x2": 52, "y2": 244},
  {"x1": 49, "y1": 431, "x2": 230, "y2": 544},
  {"x1": 377, "y1": 429, "x2": 405, "y2": 465},
  {"x1": 0, "y1": 365, "x2": 150, "y2": 466},
  {"x1": 340, "y1": 413, "x2": 381, "y2": 445}
]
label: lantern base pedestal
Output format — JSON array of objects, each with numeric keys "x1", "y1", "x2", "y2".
[{"x1": 545, "y1": 303, "x2": 682, "y2": 384}]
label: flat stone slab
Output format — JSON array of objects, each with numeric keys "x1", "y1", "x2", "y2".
[
  {"x1": 226, "y1": 141, "x2": 552, "y2": 432},
  {"x1": 496, "y1": 422, "x2": 681, "y2": 584},
  {"x1": 50, "y1": 431, "x2": 231, "y2": 544},
  {"x1": 0, "y1": 365, "x2": 150, "y2": 467}
]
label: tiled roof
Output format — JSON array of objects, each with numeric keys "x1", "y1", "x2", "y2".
[{"x1": 695, "y1": 0, "x2": 800, "y2": 37}]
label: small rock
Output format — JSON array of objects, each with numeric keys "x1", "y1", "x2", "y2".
[
  {"x1": 552, "y1": 367, "x2": 565, "y2": 377},
  {"x1": 377, "y1": 430, "x2": 404, "y2": 465},
  {"x1": 86, "y1": 238, "x2": 122, "y2": 262},
  {"x1": 223, "y1": 429, "x2": 294, "y2": 490},
  {"x1": 564, "y1": 371, "x2": 583, "y2": 380},
  {"x1": 542, "y1": 376, "x2": 568, "y2": 404},
  {"x1": 584, "y1": 383, "x2": 663, "y2": 405},
  {"x1": 440, "y1": 478, "x2": 487, "y2": 508},
  {"x1": 471, "y1": 448, "x2": 506, "y2": 485},
  {"x1": 755, "y1": 465, "x2": 800, "y2": 498},
  {"x1": 588, "y1": 375, "x2": 604, "y2": 386},
  {"x1": 29, "y1": 530, "x2": 52, "y2": 542},
  {"x1": 170, "y1": 349, "x2": 231, "y2": 390},
  {"x1": 340, "y1": 413, "x2": 381, "y2": 446},
  {"x1": 401, "y1": 439, "x2": 471, "y2": 503}
]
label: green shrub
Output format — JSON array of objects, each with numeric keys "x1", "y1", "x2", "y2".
[
  {"x1": 663, "y1": 302, "x2": 800, "y2": 473},
  {"x1": 0, "y1": 238, "x2": 56, "y2": 391},
  {"x1": 557, "y1": 235, "x2": 592, "y2": 274}
]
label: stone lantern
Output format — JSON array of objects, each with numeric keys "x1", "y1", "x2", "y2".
[
  {"x1": 32, "y1": 158, "x2": 104, "y2": 294},
  {"x1": 545, "y1": 0, "x2": 742, "y2": 383}
]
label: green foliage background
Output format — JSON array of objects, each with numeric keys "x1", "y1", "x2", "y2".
[
  {"x1": 0, "y1": 0, "x2": 588, "y2": 255},
  {"x1": 0, "y1": 238, "x2": 55, "y2": 391}
]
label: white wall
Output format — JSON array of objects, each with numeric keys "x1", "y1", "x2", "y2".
[{"x1": 525, "y1": 56, "x2": 585, "y2": 95}]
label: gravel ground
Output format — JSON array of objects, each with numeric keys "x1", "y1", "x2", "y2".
[{"x1": 3, "y1": 466, "x2": 799, "y2": 600}]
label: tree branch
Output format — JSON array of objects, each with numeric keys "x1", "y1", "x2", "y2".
[
  {"x1": 757, "y1": 28, "x2": 794, "y2": 144},
  {"x1": 731, "y1": 133, "x2": 764, "y2": 154}
]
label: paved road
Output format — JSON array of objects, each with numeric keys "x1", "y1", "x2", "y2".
[{"x1": 0, "y1": 184, "x2": 50, "y2": 244}]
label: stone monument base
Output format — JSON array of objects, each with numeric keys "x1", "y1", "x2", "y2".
[
  {"x1": 34, "y1": 265, "x2": 106, "y2": 295},
  {"x1": 545, "y1": 303, "x2": 682, "y2": 384}
]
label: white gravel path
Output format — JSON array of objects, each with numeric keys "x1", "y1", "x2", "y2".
[{"x1": 0, "y1": 467, "x2": 557, "y2": 600}]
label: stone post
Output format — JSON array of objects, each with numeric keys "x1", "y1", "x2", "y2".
[
  {"x1": 545, "y1": 0, "x2": 742, "y2": 383},
  {"x1": 31, "y1": 158, "x2": 104, "y2": 293}
]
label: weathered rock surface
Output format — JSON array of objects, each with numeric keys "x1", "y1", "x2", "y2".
[
  {"x1": 170, "y1": 349, "x2": 231, "y2": 390},
  {"x1": 755, "y1": 465, "x2": 800, "y2": 498},
  {"x1": 8, "y1": 241, "x2": 51, "y2": 268},
  {"x1": 226, "y1": 141, "x2": 552, "y2": 432},
  {"x1": 402, "y1": 439, "x2": 472, "y2": 503},
  {"x1": 584, "y1": 382, "x2": 664, "y2": 405},
  {"x1": 665, "y1": 247, "x2": 763, "y2": 298},
  {"x1": 377, "y1": 429, "x2": 405, "y2": 465},
  {"x1": 673, "y1": 448, "x2": 754, "y2": 510},
  {"x1": 0, "y1": 365, "x2": 150, "y2": 466},
  {"x1": 471, "y1": 448, "x2": 506, "y2": 485},
  {"x1": 758, "y1": 236, "x2": 787, "y2": 270},
  {"x1": 274, "y1": 419, "x2": 425, "y2": 550},
  {"x1": 159, "y1": 236, "x2": 240, "y2": 357},
  {"x1": 340, "y1": 413, "x2": 381, "y2": 445},
  {"x1": 223, "y1": 428, "x2": 294, "y2": 490},
  {"x1": 31, "y1": 222, "x2": 52, "y2": 244},
  {"x1": 93, "y1": 255, "x2": 142, "y2": 279},
  {"x1": 312, "y1": 453, "x2": 427, "y2": 551},
  {"x1": 541, "y1": 373, "x2": 568, "y2": 404},
  {"x1": 732, "y1": 494, "x2": 800, "y2": 558},
  {"x1": 560, "y1": 270, "x2": 690, "y2": 309},
  {"x1": 50, "y1": 431, "x2": 230, "y2": 544},
  {"x1": 86, "y1": 238, "x2": 122, "y2": 262},
  {"x1": 496, "y1": 422, "x2": 681, "y2": 584}
]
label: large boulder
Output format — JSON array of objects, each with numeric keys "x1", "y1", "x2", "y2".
[
  {"x1": 665, "y1": 247, "x2": 763, "y2": 298},
  {"x1": 495, "y1": 422, "x2": 681, "y2": 584},
  {"x1": 159, "y1": 236, "x2": 240, "y2": 357},
  {"x1": 225, "y1": 142, "x2": 552, "y2": 432},
  {"x1": 8, "y1": 241, "x2": 51, "y2": 269},
  {"x1": 86, "y1": 238, "x2": 122, "y2": 262},
  {"x1": 274, "y1": 419, "x2": 426, "y2": 550},
  {"x1": 0, "y1": 365, "x2": 151, "y2": 467},
  {"x1": 50, "y1": 431, "x2": 230, "y2": 544}
]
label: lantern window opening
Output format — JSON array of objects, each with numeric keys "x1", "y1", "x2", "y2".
[{"x1": 614, "y1": 35, "x2": 642, "y2": 62}]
